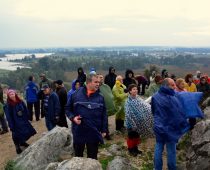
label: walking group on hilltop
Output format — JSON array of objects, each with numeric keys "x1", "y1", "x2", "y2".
[{"x1": 0, "y1": 66, "x2": 209, "y2": 170}]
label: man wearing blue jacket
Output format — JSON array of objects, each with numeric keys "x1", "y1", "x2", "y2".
[
  {"x1": 24, "y1": 76, "x2": 40, "y2": 121},
  {"x1": 42, "y1": 85, "x2": 60, "y2": 131},
  {"x1": 152, "y1": 78, "x2": 189, "y2": 170},
  {"x1": 66, "y1": 74, "x2": 108, "y2": 160}
]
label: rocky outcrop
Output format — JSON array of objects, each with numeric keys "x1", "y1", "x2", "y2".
[
  {"x1": 55, "y1": 157, "x2": 102, "y2": 170},
  {"x1": 185, "y1": 109, "x2": 210, "y2": 170},
  {"x1": 107, "y1": 156, "x2": 133, "y2": 170},
  {"x1": 14, "y1": 126, "x2": 73, "y2": 170}
]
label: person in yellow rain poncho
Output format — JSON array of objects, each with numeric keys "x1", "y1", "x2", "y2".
[{"x1": 112, "y1": 75, "x2": 128, "y2": 131}]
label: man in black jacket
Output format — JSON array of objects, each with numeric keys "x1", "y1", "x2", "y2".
[{"x1": 55, "y1": 80, "x2": 68, "y2": 128}]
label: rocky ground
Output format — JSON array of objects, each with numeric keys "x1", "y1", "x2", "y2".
[{"x1": 0, "y1": 116, "x2": 169, "y2": 170}]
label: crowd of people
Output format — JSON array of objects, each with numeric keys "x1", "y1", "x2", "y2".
[{"x1": 0, "y1": 66, "x2": 209, "y2": 170}]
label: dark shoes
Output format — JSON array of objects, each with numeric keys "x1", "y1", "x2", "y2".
[
  {"x1": 20, "y1": 142, "x2": 30, "y2": 147},
  {"x1": 105, "y1": 134, "x2": 112, "y2": 140},
  {"x1": 15, "y1": 145, "x2": 22, "y2": 154},
  {"x1": 128, "y1": 147, "x2": 143, "y2": 157},
  {"x1": 0, "y1": 129, "x2": 9, "y2": 135}
]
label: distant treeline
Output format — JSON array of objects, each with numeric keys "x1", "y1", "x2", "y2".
[{"x1": 1, "y1": 52, "x2": 210, "y2": 91}]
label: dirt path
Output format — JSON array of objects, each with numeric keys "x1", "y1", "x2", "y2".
[{"x1": 0, "y1": 119, "x2": 47, "y2": 169}]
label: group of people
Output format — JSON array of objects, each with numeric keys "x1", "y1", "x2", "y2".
[{"x1": 0, "y1": 66, "x2": 208, "y2": 170}]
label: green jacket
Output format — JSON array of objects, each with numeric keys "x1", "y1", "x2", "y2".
[
  {"x1": 99, "y1": 84, "x2": 116, "y2": 116},
  {"x1": 112, "y1": 81, "x2": 127, "y2": 120},
  {"x1": 145, "y1": 83, "x2": 161, "y2": 97}
]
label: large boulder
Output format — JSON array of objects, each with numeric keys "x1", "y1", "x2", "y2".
[
  {"x1": 186, "y1": 118, "x2": 210, "y2": 170},
  {"x1": 14, "y1": 126, "x2": 73, "y2": 170},
  {"x1": 107, "y1": 156, "x2": 133, "y2": 170},
  {"x1": 55, "y1": 157, "x2": 102, "y2": 170}
]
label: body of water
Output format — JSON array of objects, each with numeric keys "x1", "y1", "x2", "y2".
[{"x1": 0, "y1": 53, "x2": 53, "y2": 71}]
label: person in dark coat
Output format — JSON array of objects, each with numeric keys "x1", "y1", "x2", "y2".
[
  {"x1": 55, "y1": 80, "x2": 68, "y2": 128},
  {"x1": 152, "y1": 78, "x2": 189, "y2": 170},
  {"x1": 66, "y1": 74, "x2": 108, "y2": 160},
  {"x1": 24, "y1": 76, "x2": 40, "y2": 121},
  {"x1": 196, "y1": 76, "x2": 210, "y2": 110},
  {"x1": 42, "y1": 85, "x2": 61, "y2": 131},
  {"x1": 104, "y1": 66, "x2": 117, "y2": 89},
  {"x1": 123, "y1": 69, "x2": 137, "y2": 90},
  {"x1": 39, "y1": 73, "x2": 52, "y2": 118},
  {"x1": 4, "y1": 89, "x2": 36, "y2": 154},
  {"x1": 77, "y1": 67, "x2": 86, "y2": 87}
]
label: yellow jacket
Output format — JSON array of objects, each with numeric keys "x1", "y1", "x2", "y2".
[{"x1": 184, "y1": 82, "x2": 197, "y2": 92}]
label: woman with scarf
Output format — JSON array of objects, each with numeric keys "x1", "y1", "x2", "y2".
[
  {"x1": 125, "y1": 84, "x2": 154, "y2": 156},
  {"x1": 4, "y1": 89, "x2": 36, "y2": 154}
]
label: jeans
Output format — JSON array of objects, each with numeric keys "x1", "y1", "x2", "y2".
[
  {"x1": 154, "y1": 141, "x2": 176, "y2": 170},
  {"x1": 45, "y1": 117, "x2": 56, "y2": 131}
]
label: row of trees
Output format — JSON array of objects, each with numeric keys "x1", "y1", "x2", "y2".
[{"x1": 1, "y1": 52, "x2": 210, "y2": 91}]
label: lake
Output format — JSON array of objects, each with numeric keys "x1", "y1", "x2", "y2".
[{"x1": 0, "y1": 53, "x2": 53, "y2": 71}]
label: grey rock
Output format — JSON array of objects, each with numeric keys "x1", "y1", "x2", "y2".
[
  {"x1": 56, "y1": 157, "x2": 102, "y2": 170},
  {"x1": 197, "y1": 143, "x2": 210, "y2": 156},
  {"x1": 107, "y1": 144, "x2": 123, "y2": 156},
  {"x1": 98, "y1": 149, "x2": 113, "y2": 158},
  {"x1": 14, "y1": 126, "x2": 73, "y2": 170},
  {"x1": 191, "y1": 120, "x2": 210, "y2": 149},
  {"x1": 107, "y1": 156, "x2": 133, "y2": 170},
  {"x1": 177, "y1": 162, "x2": 187, "y2": 170},
  {"x1": 45, "y1": 162, "x2": 59, "y2": 170}
]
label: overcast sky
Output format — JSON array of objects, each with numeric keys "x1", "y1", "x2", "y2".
[{"x1": 0, "y1": 0, "x2": 210, "y2": 48}]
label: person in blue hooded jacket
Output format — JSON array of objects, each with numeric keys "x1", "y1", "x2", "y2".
[
  {"x1": 4, "y1": 89, "x2": 36, "y2": 154},
  {"x1": 151, "y1": 78, "x2": 189, "y2": 170},
  {"x1": 67, "y1": 79, "x2": 80, "y2": 101},
  {"x1": 66, "y1": 74, "x2": 108, "y2": 160},
  {"x1": 24, "y1": 76, "x2": 40, "y2": 121}
]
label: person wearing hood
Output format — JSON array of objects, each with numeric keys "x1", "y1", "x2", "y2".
[
  {"x1": 24, "y1": 76, "x2": 40, "y2": 121},
  {"x1": 112, "y1": 75, "x2": 128, "y2": 131},
  {"x1": 67, "y1": 80, "x2": 80, "y2": 101},
  {"x1": 104, "y1": 67, "x2": 117, "y2": 89},
  {"x1": 4, "y1": 89, "x2": 36, "y2": 154},
  {"x1": 77, "y1": 67, "x2": 86, "y2": 87},
  {"x1": 161, "y1": 69, "x2": 169, "y2": 79},
  {"x1": 55, "y1": 80, "x2": 68, "y2": 128},
  {"x1": 152, "y1": 78, "x2": 189, "y2": 170},
  {"x1": 123, "y1": 69, "x2": 137, "y2": 90}
]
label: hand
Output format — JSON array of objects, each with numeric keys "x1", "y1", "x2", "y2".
[
  {"x1": 101, "y1": 132, "x2": 106, "y2": 138},
  {"x1": 73, "y1": 115, "x2": 82, "y2": 125}
]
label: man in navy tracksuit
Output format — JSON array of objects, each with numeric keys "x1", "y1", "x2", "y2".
[
  {"x1": 66, "y1": 74, "x2": 108, "y2": 160},
  {"x1": 25, "y1": 76, "x2": 40, "y2": 121}
]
